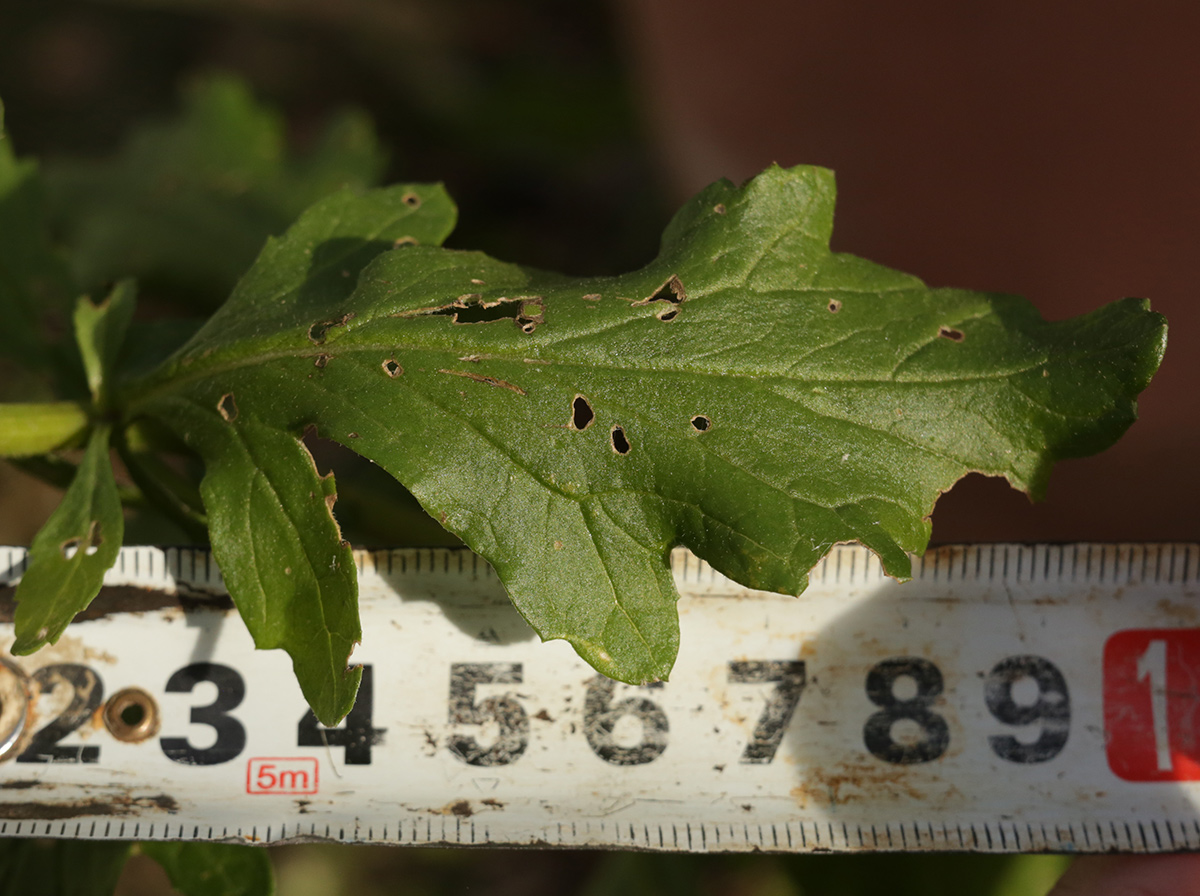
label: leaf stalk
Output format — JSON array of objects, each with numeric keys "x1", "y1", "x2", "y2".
[{"x1": 0, "y1": 402, "x2": 89, "y2": 457}]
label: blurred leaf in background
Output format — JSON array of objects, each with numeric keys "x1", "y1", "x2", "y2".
[
  {"x1": 0, "y1": 94, "x2": 76, "y2": 399},
  {"x1": 0, "y1": 840, "x2": 131, "y2": 896},
  {"x1": 262, "y1": 847, "x2": 1072, "y2": 896},
  {"x1": 46, "y1": 75, "x2": 386, "y2": 308}
]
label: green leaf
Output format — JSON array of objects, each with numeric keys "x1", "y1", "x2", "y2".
[
  {"x1": 0, "y1": 839, "x2": 131, "y2": 896},
  {"x1": 128, "y1": 164, "x2": 1166, "y2": 686},
  {"x1": 74, "y1": 279, "x2": 136, "y2": 408},
  {"x1": 125, "y1": 181, "x2": 454, "y2": 721},
  {"x1": 138, "y1": 841, "x2": 274, "y2": 896},
  {"x1": 46, "y1": 75, "x2": 387, "y2": 305},
  {"x1": 170, "y1": 403, "x2": 362, "y2": 725},
  {"x1": 0, "y1": 94, "x2": 76, "y2": 391},
  {"x1": 12, "y1": 423, "x2": 124, "y2": 654}
]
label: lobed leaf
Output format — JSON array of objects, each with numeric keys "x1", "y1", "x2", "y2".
[
  {"x1": 127, "y1": 164, "x2": 1166, "y2": 689},
  {"x1": 11, "y1": 424, "x2": 124, "y2": 654}
]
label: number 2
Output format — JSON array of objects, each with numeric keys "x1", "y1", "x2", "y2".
[{"x1": 17, "y1": 665, "x2": 104, "y2": 763}]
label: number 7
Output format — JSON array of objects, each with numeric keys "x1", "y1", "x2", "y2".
[{"x1": 727, "y1": 660, "x2": 806, "y2": 763}]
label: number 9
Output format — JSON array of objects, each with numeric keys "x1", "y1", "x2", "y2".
[{"x1": 984, "y1": 655, "x2": 1070, "y2": 763}]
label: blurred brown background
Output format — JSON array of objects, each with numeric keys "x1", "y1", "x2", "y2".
[{"x1": 620, "y1": 0, "x2": 1198, "y2": 545}]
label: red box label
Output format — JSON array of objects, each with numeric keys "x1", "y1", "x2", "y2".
[
  {"x1": 1103, "y1": 628, "x2": 1200, "y2": 781},
  {"x1": 246, "y1": 757, "x2": 319, "y2": 795}
]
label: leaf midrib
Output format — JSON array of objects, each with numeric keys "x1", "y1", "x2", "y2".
[{"x1": 126, "y1": 328, "x2": 1058, "y2": 414}]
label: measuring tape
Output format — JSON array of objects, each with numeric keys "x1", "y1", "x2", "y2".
[{"x1": 0, "y1": 543, "x2": 1197, "y2": 853}]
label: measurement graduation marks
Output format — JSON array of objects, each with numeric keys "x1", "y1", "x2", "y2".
[{"x1": 0, "y1": 544, "x2": 1197, "y2": 853}]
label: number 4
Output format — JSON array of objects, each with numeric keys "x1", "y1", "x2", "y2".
[{"x1": 297, "y1": 665, "x2": 386, "y2": 765}]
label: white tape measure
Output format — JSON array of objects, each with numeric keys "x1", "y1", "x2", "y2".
[{"x1": 0, "y1": 543, "x2": 1198, "y2": 854}]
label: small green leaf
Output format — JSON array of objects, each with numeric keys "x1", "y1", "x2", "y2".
[
  {"x1": 138, "y1": 841, "x2": 274, "y2": 896},
  {"x1": 46, "y1": 75, "x2": 388, "y2": 305},
  {"x1": 74, "y1": 279, "x2": 136, "y2": 408},
  {"x1": 0, "y1": 839, "x2": 131, "y2": 896},
  {"x1": 12, "y1": 423, "x2": 124, "y2": 654},
  {"x1": 128, "y1": 164, "x2": 1166, "y2": 687},
  {"x1": 168, "y1": 401, "x2": 362, "y2": 724}
]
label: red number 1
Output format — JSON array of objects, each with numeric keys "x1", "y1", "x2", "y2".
[{"x1": 1104, "y1": 629, "x2": 1200, "y2": 781}]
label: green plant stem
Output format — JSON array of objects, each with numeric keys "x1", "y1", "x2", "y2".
[
  {"x1": 114, "y1": 435, "x2": 210, "y2": 543},
  {"x1": 0, "y1": 402, "x2": 89, "y2": 457}
]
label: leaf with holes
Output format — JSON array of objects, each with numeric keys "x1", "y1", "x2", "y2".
[
  {"x1": 116, "y1": 180, "x2": 453, "y2": 723},
  {"x1": 124, "y1": 164, "x2": 1166, "y2": 689},
  {"x1": 11, "y1": 423, "x2": 124, "y2": 654}
]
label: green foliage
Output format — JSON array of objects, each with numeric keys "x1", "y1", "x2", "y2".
[
  {"x1": 0, "y1": 96, "x2": 75, "y2": 395},
  {"x1": 73, "y1": 281, "x2": 137, "y2": 412},
  {"x1": 579, "y1": 852, "x2": 1072, "y2": 896},
  {"x1": 0, "y1": 402, "x2": 88, "y2": 458},
  {"x1": 0, "y1": 69, "x2": 1170, "y2": 896},
  {"x1": 0, "y1": 839, "x2": 274, "y2": 896},
  {"x1": 10, "y1": 280, "x2": 138, "y2": 653},
  {"x1": 45, "y1": 76, "x2": 387, "y2": 306},
  {"x1": 0, "y1": 81, "x2": 1166, "y2": 729},
  {"x1": 0, "y1": 840, "x2": 131, "y2": 896},
  {"x1": 124, "y1": 181, "x2": 456, "y2": 724},
  {"x1": 185, "y1": 410, "x2": 363, "y2": 722},
  {"x1": 10, "y1": 423, "x2": 123, "y2": 654},
  {"x1": 123, "y1": 165, "x2": 1164, "y2": 695},
  {"x1": 138, "y1": 841, "x2": 274, "y2": 896}
]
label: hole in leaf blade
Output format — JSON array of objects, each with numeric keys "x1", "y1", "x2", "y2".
[
  {"x1": 610, "y1": 426, "x2": 631, "y2": 455},
  {"x1": 571, "y1": 396, "x2": 594, "y2": 430},
  {"x1": 691, "y1": 415, "x2": 711, "y2": 432},
  {"x1": 218, "y1": 393, "x2": 238, "y2": 422},
  {"x1": 382, "y1": 359, "x2": 404, "y2": 377},
  {"x1": 60, "y1": 521, "x2": 102, "y2": 560},
  {"x1": 647, "y1": 275, "x2": 686, "y2": 305}
]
